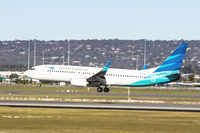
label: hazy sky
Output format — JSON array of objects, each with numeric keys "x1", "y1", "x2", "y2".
[{"x1": 0, "y1": 0, "x2": 200, "y2": 40}]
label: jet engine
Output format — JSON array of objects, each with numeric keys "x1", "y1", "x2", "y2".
[{"x1": 70, "y1": 77, "x2": 88, "y2": 87}]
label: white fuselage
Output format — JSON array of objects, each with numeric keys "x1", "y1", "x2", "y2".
[{"x1": 24, "y1": 65, "x2": 157, "y2": 86}]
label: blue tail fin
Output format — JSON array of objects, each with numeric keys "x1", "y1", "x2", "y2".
[{"x1": 154, "y1": 43, "x2": 188, "y2": 73}]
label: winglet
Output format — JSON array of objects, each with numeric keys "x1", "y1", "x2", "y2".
[
  {"x1": 102, "y1": 60, "x2": 111, "y2": 72},
  {"x1": 141, "y1": 64, "x2": 148, "y2": 70}
]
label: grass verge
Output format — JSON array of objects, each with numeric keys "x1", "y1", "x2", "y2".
[{"x1": 0, "y1": 107, "x2": 200, "y2": 133}]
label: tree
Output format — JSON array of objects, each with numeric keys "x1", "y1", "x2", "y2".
[{"x1": 9, "y1": 73, "x2": 19, "y2": 81}]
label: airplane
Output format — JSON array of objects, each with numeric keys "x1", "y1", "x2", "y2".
[
  {"x1": 141, "y1": 64, "x2": 148, "y2": 70},
  {"x1": 24, "y1": 42, "x2": 188, "y2": 92}
]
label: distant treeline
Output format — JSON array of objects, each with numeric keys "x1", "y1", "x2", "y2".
[
  {"x1": 0, "y1": 39, "x2": 200, "y2": 74},
  {"x1": 0, "y1": 65, "x2": 27, "y2": 71},
  {"x1": 0, "y1": 64, "x2": 198, "y2": 75}
]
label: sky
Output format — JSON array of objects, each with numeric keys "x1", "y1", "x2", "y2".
[{"x1": 0, "y1": 0, "x2": 200, "y2": 40}]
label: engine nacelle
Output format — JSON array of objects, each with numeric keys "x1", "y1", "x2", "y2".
[{"x1": 70, "y1": 77, "x2": 88, "y2": 87}]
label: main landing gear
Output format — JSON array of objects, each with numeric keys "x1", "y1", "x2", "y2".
[{"x1": 97, "y1": 86, "x2": 109, "y2": 93}]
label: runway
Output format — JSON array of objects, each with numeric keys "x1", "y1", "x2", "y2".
[
  {"x1": 1, "y1": 90, "x2": 200, "y2": 98},
  {"x1": 1, "y1": 100, "x2": 200, "y2": 112}
]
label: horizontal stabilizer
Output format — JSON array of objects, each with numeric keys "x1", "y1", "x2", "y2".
[{"x1": 166, "y1": 73, "x2": 180, "y2": 79}]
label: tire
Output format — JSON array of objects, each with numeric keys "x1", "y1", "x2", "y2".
[
  {"x1": 104, "y1": 87, "x2": 109, "y2": 92},
  {"x1": 97, "y1": 87, "x2": 103, "y2": 92},
  {"x1": 37, "y1": 83, "x2": 41, "y2": 87}
]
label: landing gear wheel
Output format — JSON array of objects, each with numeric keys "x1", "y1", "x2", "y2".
[
  {"x1": 97, "y1": 87, "x2": 103, "y2": 92},
  {"x1": 104, "y1": 87, "x2": 109, "y2": 92},
  {"x1": 37, "y1": 83, "x2": 41, "y2": 87}
]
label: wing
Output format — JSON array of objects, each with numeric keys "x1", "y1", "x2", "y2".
[{"x1": 87, "y1": 60, "x2": 111, "y2": 87}]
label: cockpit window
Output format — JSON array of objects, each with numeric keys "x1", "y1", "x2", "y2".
[{"x1": 30, "y1": 68, "x2": 35, "y2": 70}]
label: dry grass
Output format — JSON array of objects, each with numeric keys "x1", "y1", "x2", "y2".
[{"x1": 0, "y1": 107, "x2": 200, "y2": 133}]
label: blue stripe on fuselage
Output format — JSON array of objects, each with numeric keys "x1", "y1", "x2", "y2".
[{"x1": 124, "y1": 70, "x2": 179, "y2": 87}]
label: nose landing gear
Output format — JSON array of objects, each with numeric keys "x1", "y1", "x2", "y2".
[{"x1": 37, "y1": 82, "x2": 41, "y2": 87}]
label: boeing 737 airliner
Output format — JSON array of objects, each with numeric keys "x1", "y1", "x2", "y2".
[{"x1": 24, "y1": 43, "x2": 188, "y2": 92}]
